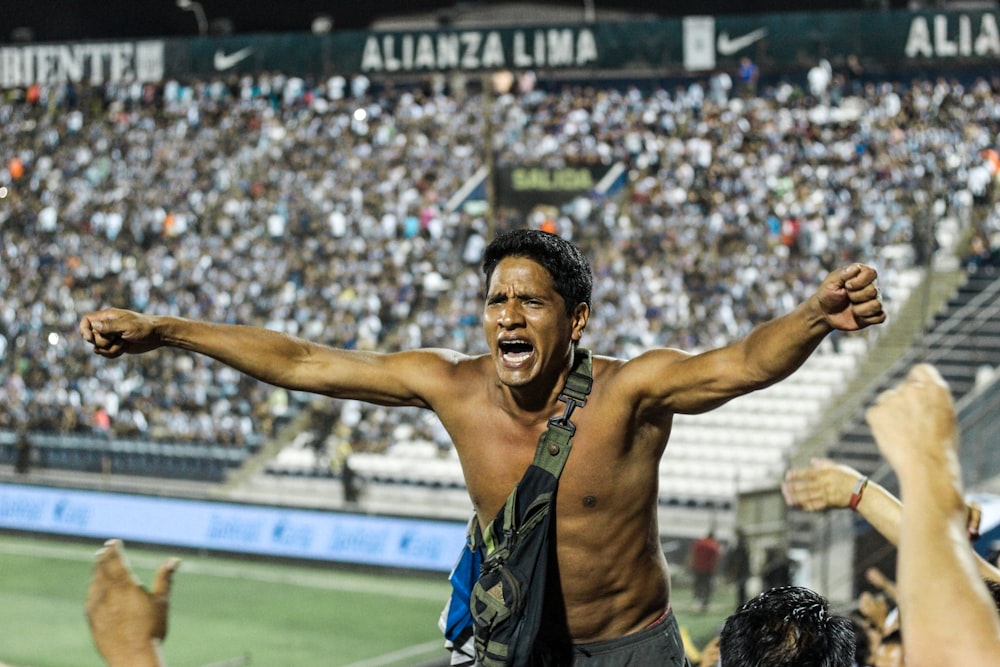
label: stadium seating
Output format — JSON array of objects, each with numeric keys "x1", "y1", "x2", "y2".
[{"x1": 2, "y1": 68, "x2": 998, "y2": 540}]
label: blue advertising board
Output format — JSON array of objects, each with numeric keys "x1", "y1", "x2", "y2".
[{"x1": 0, "y1": 483, "x2": 467, "y2": 572}]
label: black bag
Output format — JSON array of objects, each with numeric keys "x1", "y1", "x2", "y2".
[{"x1": 470, "y1": 349, "x2": 592, "y2": 667}]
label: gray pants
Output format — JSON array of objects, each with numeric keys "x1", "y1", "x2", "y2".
[{"x1": 531, "y1": 608, "x2": 691, "y2": 666}]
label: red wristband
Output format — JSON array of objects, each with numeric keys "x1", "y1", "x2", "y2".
[{"x1": 849, "y1": 476, "x2": 869, "y2": 511}]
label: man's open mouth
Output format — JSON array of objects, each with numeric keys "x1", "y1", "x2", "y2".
[{"x1": 499, "y1": 339, "x2": 534, "y2": 362}]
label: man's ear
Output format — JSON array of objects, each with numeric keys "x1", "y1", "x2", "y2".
[{"x1": 571, "y1": 303, "x2": 589, "y2": 341}]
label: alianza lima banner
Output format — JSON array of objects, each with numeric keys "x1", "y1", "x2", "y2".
[{"x1": 1, "y1": 9, "x2": 997, "y2": 88}]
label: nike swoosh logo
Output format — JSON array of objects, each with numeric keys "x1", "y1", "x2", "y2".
[
  {"x1": 717, "y1": 28, "x2": 768, "y2": 56},
  {"x1": 213, "y1": 47, "x2": 255, "y2": 71}
]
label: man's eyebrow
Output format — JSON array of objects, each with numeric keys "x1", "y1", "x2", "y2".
[{"x1": 489, "y1": 291, "x2": 544, "y2": 301}]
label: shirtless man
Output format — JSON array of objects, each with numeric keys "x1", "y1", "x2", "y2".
[{"x1": 80, "y1": 229, "x2": 885, "y2": 664}]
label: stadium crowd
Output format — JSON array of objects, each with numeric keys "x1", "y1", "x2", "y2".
[{"x1": 2, "y1": 65, "x2": 999, "y2": 458}]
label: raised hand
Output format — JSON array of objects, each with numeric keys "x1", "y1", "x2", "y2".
[
  {"x1": 85, "y1": 539, "x2": 179, "y2": 667},
  {"x1": 865, "y1": 364, "x2": 958, "y2": 475},
  {"x1": 781, "y1": 458, "x2": 861, "y2": 512}
]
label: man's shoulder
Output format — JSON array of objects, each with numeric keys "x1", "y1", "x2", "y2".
[
  {"x1": 409, "y1": 348, "x2": 490, "y2": 380},
  {"x1": 395, "y1": 350, "x2": 491, "y2": 406},
  {"x1": 588, "y1": 352, "x2": 634, "y2": 375},
  {"x1": 405, "y1": 347, "x2": 478, "y2": 366},
  {"x1": 588, "y1": 348, "x2": 690, "y2": 387}
]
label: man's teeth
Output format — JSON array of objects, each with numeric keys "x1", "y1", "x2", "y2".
[{"x1": 500, "y1": 342, "x2": 533, "y2": 361}]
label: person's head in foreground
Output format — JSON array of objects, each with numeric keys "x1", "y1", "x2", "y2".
[{"x1": 719, "y1": 585, "x2": 855, "y2": 667}]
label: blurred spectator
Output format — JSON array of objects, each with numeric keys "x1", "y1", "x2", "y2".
[
  {"x1": 737, "y1": 56, "x2": 759, "y2": 97},
  {"x1": 807, "y1": 59, "x2": 833, "y2": 106},
  {"x1": 340, "y1": 456, "x2": 361, "y2": 506},
  {"x1": 760, "y1": 546, "x2": 793, "y2": 591},
  {"x1": 688, "y1": 530, "x2": 722, "y2": 612},
  {"x1": 722, "y1": 528, "x2": 751, "y2": 608},
  {"x1": 14, "y1": 427, "x2": 31, "y2": 474}
]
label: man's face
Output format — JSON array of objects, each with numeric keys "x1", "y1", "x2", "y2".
[{"x1": 483, "y1": 256, "x2": 587, "y2": 389}]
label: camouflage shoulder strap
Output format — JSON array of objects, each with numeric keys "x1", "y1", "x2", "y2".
[{"x1": 531, "y1": 347, "x2": 593, "y2": 477}]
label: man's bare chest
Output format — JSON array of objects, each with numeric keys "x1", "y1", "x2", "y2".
[{"x1": 444, "y1": 410, "x2": 637, "y2": 517}]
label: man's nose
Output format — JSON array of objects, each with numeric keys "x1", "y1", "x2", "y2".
[{"x1": 498, "y1": 303, "x2": 523, "y2": 326}]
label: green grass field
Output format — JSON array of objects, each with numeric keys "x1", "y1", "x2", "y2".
[{"x1": 0, "y1": 533, "x2": 732, "y2": 667}]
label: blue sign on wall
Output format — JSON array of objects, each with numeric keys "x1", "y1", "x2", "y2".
[{"x1": 0, "y1": 483, "x2": 467, "y2": 572}]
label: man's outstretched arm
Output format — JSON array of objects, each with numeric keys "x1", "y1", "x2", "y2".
[
  {"x1": 628, "y1": 263, "x2": 886, "y2": 416},
  {"x1": 79, "y1": 308, "x2": 460, "y2": 406}
]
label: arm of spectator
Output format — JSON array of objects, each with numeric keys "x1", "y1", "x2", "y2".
[
  {"x1": 85, "y1": 539, "x2": 178, "y2": 667},
  {"x1": 782, "y1": 458, "x2": 1000, "y2": 583},
  {"x1": 783, "y1": 458, "x2": 902, "y2": 540},
  {"x1": 864, "y1": 566, "x2": 898, "y2": 602},
  {"x1": 866, "y1": 364, "x2": 1000, "y2": 666}
]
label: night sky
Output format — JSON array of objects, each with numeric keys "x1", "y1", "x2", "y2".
[{"x1": 3, "y1": 0, "x2": 895, "y2": 43}]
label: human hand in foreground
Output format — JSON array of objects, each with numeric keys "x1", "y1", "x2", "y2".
[
  {"x1": 85, "y1": 538, "x2": 179, "y2": 667},
  {"x1": 79, "y1": 308, "x2": 163, "y2": 358},
  {"x1": 698, "y1": 635, "x2": 721, "y2": 667},
  {"x1": 816, "y1": 263, "x2": 886, "y2": 332},
  {"x1": 782, "y1": 458, "x2": 863, "y2": 511},
  {"x1": 865, "y1": 566, "x2": 898, "y2": 600},
  {"x1": 858, "y1": 588, "x2": 892, "y2": 630},
  {"x1": 865, "y1": 364, "x2": 958, "y2": 475}
]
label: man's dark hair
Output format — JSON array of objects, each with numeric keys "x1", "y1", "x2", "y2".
[
  {"x1": 848, "y1": 614, "x2": 872, "y2": 667},
  {"x1": 719, "y1": 586, "x2": 856, "y2": 667},
  {"x1": 481, "y1": 229, "x2": 592, "y2": 316}
]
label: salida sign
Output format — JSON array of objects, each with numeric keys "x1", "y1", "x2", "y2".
[{"x1": 494, "y1": 165, "x2": 609, "y2": 211}]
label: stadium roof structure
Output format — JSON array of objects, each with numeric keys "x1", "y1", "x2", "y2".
[{"x1": 369, "y1": 2, "x2": 655, "y2": 31}]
